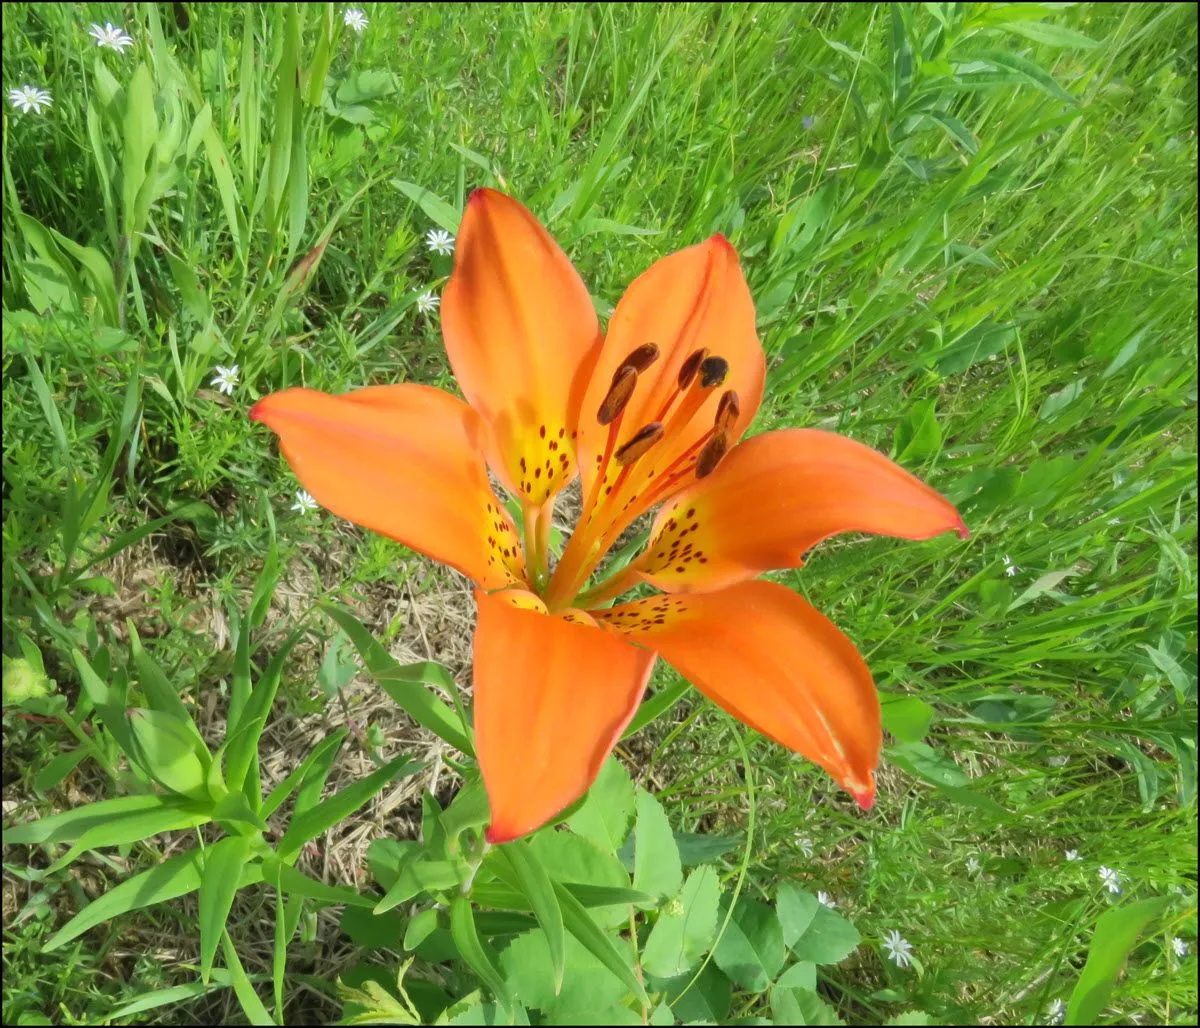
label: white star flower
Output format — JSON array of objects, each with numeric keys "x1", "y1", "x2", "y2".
[
  {"x1": 343, "y1": 8, "x2": 368, "y2": 33},
  {"x1": 1098, "y1": 866, "x2": 1122, "y2": 894},
  {"x1": 966, "y1": 855, "x2": 981, "y2": 875},
  {"x1": 210, "y1": 364, "x2": 239, "y2": 395},
  {"x1": 1047, "y1": 998, "x2": 1065, "y2": 1024},
  {"x1": 291, "y1": 490, "x2": 318, "y2": 514},
  {"x1": 1065, "y1": 849, "x2": 1081, "y2": 861},
  {"x1": 425, "y1": 228, "x2": 455, "y2": 256},
  {"x1": 816, "y1": 891, "x2": 836, "y2": 909},
  {"x1": 1172, "y1": 937, "x2": 1188, "y2": 959},
  {"x1": 416, "y1": 291, "x2": 440, "y2": 315},
  {"x1": 1108, "y1": 517, "x2": 1121, "y2": 525},
  {"x1": 793, "y1": 834, "x2": 814, "y2": 858},
  {"x1": 881, "y1": 929, "x2": 913, "y2": 969},
  {"x1": 88, "y1": 22, "x2": 136, "y2": 53},
  {"x1": 8, "y1": 85, "x2": 53, "y2": 115},
  {"x1": 1003, "y1": 554, "x2": 1018, "y2": 577}
]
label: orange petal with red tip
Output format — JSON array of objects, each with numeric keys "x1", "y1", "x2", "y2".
[
  {"x1": 442, "y1": 189, "x2": 601, "y2": 505},
  {"x1": 633, "y1": 428, "x2": 968, "y2": 593},
  {"x1": 473, "y1": 588, "x2": 655, "y2": 843},
  {"x1": 595, "y1": 581, "x2": 880, "y2": 806},
  {"x1": 250, "y1": 384, "x2": 525, "y2": 590},
  {"x1": 576, "y1": 235, "x2": 765, "y2": 501}
]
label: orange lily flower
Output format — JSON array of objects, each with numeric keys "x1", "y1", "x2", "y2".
[{"x1": 251, "y1": 190, "x2": 967, "y2": 844}]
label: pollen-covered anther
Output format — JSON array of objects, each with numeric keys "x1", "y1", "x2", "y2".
[
  {"x1": 677, "y1": 348, "x2": 709, "y2": 390},
  {"x1": 620, "y1": 342, "x2": 660, "y2": 373},
  {"x1": 696, "y1": 431, "x2": 728, "y2": 478},
  {"x1": 715, "y1": 389, "x2": 740, "y2": 434},
  {"x1": 615, "y1": 422, "x2": 665, "y2": 466},
  {"x1": 699, "y1": 356, "x2": 729, "y2": 389},
  {"x1": 598, "y1": 366, "x2": 637, "y2": 426}
]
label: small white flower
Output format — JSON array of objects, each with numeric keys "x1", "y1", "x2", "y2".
[
  {"x1": 88, "y1": 22, "x2": 135, "y2": 53},
  {"x1": 1171, "y1": 937, "x2": 1189, "y2": 959},
  {"x1": 1003, "y1": 554, "x2": 1018, "y2": 577},
  {"x1": 881, "y1": 929, "x2": 913, "y2": 968},
  {"x1": 816, "y1": 891, "x2": 836, "y2": 909},
  {"x1": 1108, "y1": 517, "x2": 1121, "y2": 525},
  {"x1": 1098, "y1": 866, "x2": 1122, "y2": 894},
  {"x1": 1047, "y1": 998, "x2": 1065, "y2": 1024},
  {"x1": 1065, "y1": 849, "x2": 1081, "y2": 862},
  {"x1": 1047, "y1": 755, "x2": 1069, "y2": 767},
  {"x1": 343, "y1": 8, "x2": 368, "y2": 33},
  {"x1": 416, "y1": 291, "x2": 440, "y2": 315},
  {"x1": 8, "y1": 85, "x2": 53, "y2": 114},
  {"x1": 291, "y1": 490, "x2": 318, "y2": 514},
  {"x1": 210, "y1": 364, "x2": 239, "y2": 395},
  {"x1": 425, "y1": 228, "x2": 455, "y2": 256},
  {"x1": 793, "y1": 834, "x2": 814, "y2": 858},
  {"x1": 966, "y1": 856, "x2": 981, "y2": 875}
]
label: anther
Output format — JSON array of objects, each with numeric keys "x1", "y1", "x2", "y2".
[
  {"x1": 598, "y1": 366, "x2": 637, "y2": 425},
  {"x1": 615, "y1": 422, "x2": 664, "y2": 465},
  {"x1": 620, "y1": 342, "x2": 660, "y2": 373},
  {"x1": 696, "y1": 432, "x2": 728, "y2": 478},
  {"x1": 699, "y1": 356, "x2": 729, "y2": 389},
  {"x1": 677, "y1": 348, "x2": 708, "y2": 390},
  {"x1": 715, "y1": 390, "x2": 740, "y2": 434}
]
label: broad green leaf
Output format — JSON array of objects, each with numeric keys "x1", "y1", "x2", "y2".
[
  {"x1": 998, "y1": 20, "x2": 1101, "y2": 49},
  {"x1": 880, "y1": 695, "x2": 936, "y2": 744},
  {"x1": 440, "y1": 781, "x2": 492, "y2": 853},
  {"x1": 128, "y1": 624, "x2": 202, "y2": 744},
  {"x1": 500, "y1": 928, "x2": 630, "y2": 1017},
  {"x1": 652, "y1": 963, "x2": 731, "y2": 1024},
  {"x1": 262, "y1": 855, "x2": 375, "y2": 909},
  {"x1": 776, "y1": 884, "x2": 820, "y2": 949},
  {"x1": 105, "y1": 972, "x2": 236, "y2": 1020},
  {"x1": 566, "y1": 756, "x2": 635, "y2": 851},
  {"x1": 1066, "y1": 898, "x2": 1170, "y2": 1025},
  {"x1": 374, "y1": 859, "x2": 461, "y2": 913},
  {"x1": 772, "y1": 986, "x2": 845, "y2": 1026},
  {"x1": 404, "y1": 907, "x2": 440, "y2": 951},
  {"x1": 674, "y1": 831, "x2": 741, "y2": 867},
  {"x1": 32, "y1": 747, "x2": 88, "y2": 795},
  {"x1": 527, "y1": 830, "x2": 632, "y2": 929},
  {"x1": 121, "y1": 64, "x2": 157, "y2": 243},
  {"x1": 126, "y1": 708, "x2": 211, "y2": 800},
  {"x1": 324, "y1": 604, "x2": 471, "y2": 754},
  {"x1": 787, "y1": 904, "x2": 860, "y2": 966},
  {"x1": 200, "y1": 834, "x2": 253, "y2": 982},
  {"x1": 888, "y1": 742, "x2": 970, "y2": 788},
  {"x1": 279, "y1": 754, "x2": 422, "y2": 862},
  {"x1": 225, "y1": 628, "x2": 304, "y2": 793},
  {"x1": 45, "y1": 849, "x2": 263, "y2": 951},
  {"x1": 642, "y1": 865, "x2": 721, "y2": 978},
  {"x1": 632, "y1": 790, "x2": 683, "y2": 903},
  {"x1": 451, "y1": 896, "x2": 511, "y2": 1004},
  {"x1": 497, "y1": 841, "x2": 566, "y2": 994},
  {"x1": 712, "y1": 897, "x2": 786, "y2": 991}
]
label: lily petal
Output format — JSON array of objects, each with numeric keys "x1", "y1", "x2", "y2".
[
  {"x1": 633, "y1": 428, "x2": 968, "y2": 593},
  {"x1": 251, "y1": 384, "x2": 525, "y2": 589},
  {"x1": 576, "y1": 235, "x2": 765, "y2": 504},
  {"x1": 474, "y1": 588, "x2": 656, "y2": 842},
  {"x1": 442, "y1": 189, "x2": 601, "y2": 504},
  {"x1": 596, "y1": 581, "x2": 880, "y2": 808}
]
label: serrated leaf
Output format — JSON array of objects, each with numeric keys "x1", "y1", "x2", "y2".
[
  {"x1": 566, "y1": 756, "x2": 635, "y2": 851},
  {"x1": 633, "y1": 790, "x2": 683, "y2": 903},
  {"x1": 642, "y1": 865, "x2": 721, "y2": 978}
]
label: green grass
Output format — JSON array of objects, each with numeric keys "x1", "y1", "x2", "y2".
[{"x1": 2, "y1": 2, "x2": 1197, "y2": 1025}]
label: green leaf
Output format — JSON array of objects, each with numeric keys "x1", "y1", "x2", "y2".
[
  {"x1": 262, "y1": 855, "x2": 376, "y2": 909},
  {"x1": 653, "y1": 963, "x2": 731, "y2": 1023},
  {"x1": 566, "y1": 756, "x2": 635, "y2": 851},
  {"x1": 712, "y1": 897, "x2": 786, "y2": 991},
  {"x1": 392, "y1": 180, "x2": 461, "y2": 234},
  {"x1": 324, "y1": 604, "x2": 472, "y2": 754},
  {"x1": 261, "y1": 729, "x2": 346, "y2": 819},
  {"x1": 404, "y1": 907, "x2": 440, "y2": 951},
  {"x1": 888, "y1": 742, "x2": 970, "y2": 788},
  {"x1": 225, "y1": 628, "x2": 304, "y2": 793},
  {"x1": 642, "y1": 865, "x2": 721, "y2": 978},
  {"x1": 527, "y1": 830, "x2": 632, "y2": 930},
  {"x1": 884, "y1": 1013, "x2": 935, "y2": 1025},
  {"x1": 279, "y1": 754, "x2": 422, "y2": 862},
  {"x1": 880, "y1": 695, "x2": 936, "y2": 744},
  {"x1": 497, "y1": 841, "x2": 566, "y2": 994},
  {"x1": 121, "y1": 64, "x2": 157, "y2": 243},
  {"x1": 221, "y1": 929, "x2": 275, "y2": 1025},
  {"x1": 5, "y1": 794, "x2": 180, "y2": 846},
  {"x1": 1066, "y1": 898, "x2": 1170, "y2": 1025},
  {"x1": 772, "y1": 986, "x2": 845, "y2": 1026},
  {"x1": 45, "y1": 849, "x2": 264, "y2": 951},
  {"x1": 450, "y1": 895, "x2": 511, "y2": 1004},
  {"x1": 32, "y1": 747, "x2": 88, "y2": 794},
  {"x1": 553, "y1": 881, "x2": 647, "y2": 1006},
  {"x1": 787, "y1": 907, "x2": 860, "y2": 966},
  {"x1": 673, "y1": 832, "x2": 740, "y2": 867},
  {"x1": 893, "y1": 400, "x2": 942, "y2": 463},
  {"x1": 632, "y1": 790, "x2": 683, "y2": 904},
  {"x1": 776, "y1": 884, "x2": 819, "y2": 949},
  {"x1": 200, "y1": 835, "x2": 253, "y2": 982},
  {"x1": 126, "y1": 708, "x2": 211, "y2": 801},
  {"x1": 501, "y1": 928, "x2": 631, "y2": 1018},
  {"x1": 43, "y1": 803, "x2": 212, "y2": 875},
  {"x1": 998, "y1": 19, "x2": 1101, "y2": 49},
  {"x1": 128, "y1": 624, "x2": 202, "y2": 745}
]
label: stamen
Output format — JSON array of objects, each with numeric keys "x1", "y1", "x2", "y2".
[
  {"x1": 696, "y1": 432, "x2": 728, "y2": 478},
  {"x1": 699, "y1": 356, "x2": 729, "y2": 388},
  {"x1": 620, "y1": 342, "x2": 660, "y2": 373},
  {"x1": 677, "y1": 348, "x2": 709, "y2": 390},
  {"x1": 615, "y1": 422, "x2": 664, "y2": 465},
  {"x1": 597, "y1": 366, "x2": 637, "y2": 425},
  {"x1": 715, "y1": 390, "x2": 740, "y2": 434}
]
